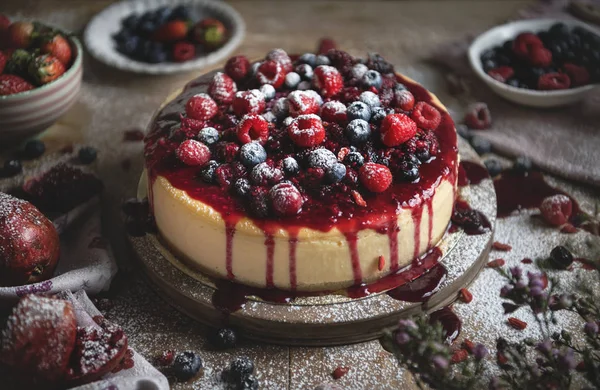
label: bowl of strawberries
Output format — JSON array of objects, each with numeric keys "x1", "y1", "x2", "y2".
[
  {"x1": 0, "y1": 15, "x2": 82, "y2": 142},
  {"x1": 468, "y1": 18, "x2": 600, "y2": 108}
]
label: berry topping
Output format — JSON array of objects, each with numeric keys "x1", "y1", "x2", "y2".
[
  {"x1": 185, "y1": 93, "x2": 218, "y2": 120},
  {"x1": 313, "y1": 65, "x2": 343, "y2": 97},
  {"x1": 197, "y1": 127, "x2": 220, "y2": 145},
  {"x1": 346, "y1": 119, "x2": 372, "y2": 145},
  {"x1": 287, "y1": 90, "x2": 320, "y2": 117},
  {"x1": 0, "y1": 74, "x2": 33, "y2": 95},
  {"x1": 411, "y1": 101, "x2": 441, "y2": 130},
  {"x1": 366, "y1": 52, "x2": 395, "y2": 74},
  {"x1": 208, "y1": 72, "x2": 237, "y2": 105},
  {"x1": 240, "y1": 141, "x2": 267, "y2": 167},
  {"x1": 172, "y1": 351, "x2": 203, "y2": 381},
  {"x1": 287, "y1": 114, "x2": 326, "y2": 147},
  {"x1": 177, "y1": 139, "x2": 211, "y2": 166},
  {"x1": 212, "y1": 328, "x2": 237, "y2": 349},
  {"x1": 308, "y1": 148, "x2": 338, "y2": 169},
  {"x1": 359, "y1": 162, "x2": 393, "y2": 193},
  {"x1": 540, "y1": 194, "x2": 572, "y2": 226},
  {"x1": 538, "y1": 72, "x2": 571, "y2": 90},
  {"x1": 232, "y1": 89, "x2": 266, "y2": 116},
  {"x1": 271, "y1": 97, "x2": 289, "y2": 118},
  {"x1": 361, "y1": 69, "x2": 382, "y2": 90},
  {"x1": 256, "y1": 60, "x2": 286, "y2": 88},
  {"x1": 527, "y1": 46, "x2": 552, "y2": 67},
  {"x1": 266, "y1": 48, "x2": 293, "y2": 73},
  {"x1": 347, "y1": 101, "x2": 372, "y2": 122},
  {"x1": 270, "y1": 182, "x2": 304, "y2": 216},
  {"x1": 563, "y1": 63, "x2": 590, "y2": 87},
  {"x1": 394, "y1": 89, "x2": 415, "y2": 111},
  {"x1": 237, "y1": 114, "x2": 269, "y2": 144},
  {"x1": 225, "y1": 55, "x2": 250, "y2": 82},
  {"x1": 379, "y1": 113, "x2": 417, "y2": 147},
  {"x1": 234, "y1": 178, "x2": 251, "y2": 197},
  {"x1": 464, "y1": 102, "x2": 492, "y2": 130},
  {"x1": 487, "y1": 66, "x2": 515, "y2": 83}
]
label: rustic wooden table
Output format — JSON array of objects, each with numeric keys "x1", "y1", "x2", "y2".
[{"x1": 11, "y1": 1, "x2": 600, "y2": 390}]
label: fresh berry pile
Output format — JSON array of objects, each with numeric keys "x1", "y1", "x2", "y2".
[
  {"x1": 146, "y1": 47, "x2": 452, "y2": 220},
  {"x1": 112, "y1": 5, "x2": 228, "y2": 64},
  {"x1": 480, "y1": 23, "x2": 600, "y2": 90},
  {"x1": 0, "y1": 14, "x2": 73, "y2": 95}
]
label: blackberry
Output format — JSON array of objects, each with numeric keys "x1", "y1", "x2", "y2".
[
  {"x1": 234, "y1": 178, "x2": 251, "y2": 198},
  {"x1": 240, "y1": 375, "x2": 259, "y2": 390},
  {"x1": 200, "y1": 160, "x2": 219, "y2": 183},
  {"x1": 484, "y1": 159, "x2": 503, "y2": 177},
  {"x1": 78, "y1": 146, "x2": 98, "y2": 164},
  {"x1": 366, "y1": 52, "x2": 394, "y2": 74},
  {"x1": 23, "y1": 140, "x2": 45, "y2": 159},
  {"x1": 281, "y1": 156, "x2": 300, "y2": 176},
  {"x1": 3, "y1": 159, "x2": 22, "y2": 177},
  {"x1": 549, "y1": 245, "x2": 573, "y2": 269},
  {"x1": 212, "y1": 328, "x2": 237, "y2": 349},
  {"x1": 344, "y1": 151, "x2": 364, "y2": 168},
  {"x1": 549, "y1": 23, "x2": 570, "y2": 38},
  {"x1": 513, "y1": 156, "x2": 532, "y2": 174},
  {"x1": 197, "y1": 127, "x2": 219, "y2": 145},
  {"x1": 249, "y1": 186, "x2": 270, "y2": 218},
  {"x1": 172, "y1": 351, "x2": 203, "y2": 381}
]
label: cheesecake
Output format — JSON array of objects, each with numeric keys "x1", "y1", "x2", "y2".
[{"x1": 143, "y1": 49, "x2": 458, "y2": 292}]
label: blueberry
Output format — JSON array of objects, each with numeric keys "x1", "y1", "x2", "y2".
[
  {"x1": 315, "y1": 55, "x2": 330, "y2": 66},
  {"x1": 240, "y1": 142, "x2": 267, "y2": 167},
  {"x1": 153, "y1": 7, "x2": 172, "y2": 25},
  {"x1": 307, "y1": 148, "x2": 337, "y2": 169},
  {"x1": 117, "y1": 35, "x2": 140, "y2": 56},
  {"x1": 549, "y1": 245, "x2": 574, "y2": 269},
  {"x1": 484, "y1": 159, "x2": 503, "y2": 177},
  {"x1": 170, "y1": 5, "x2": 191, "y2": 20},
  {"x1": 347, "y1": 101, "x2": 371, "y2": 122},
  {"x1": 200, "y1": 160, "x2": 219, "y2": 183},
  {"x1": 197, "y1": 127, "x2": 219, "y2": 145},
  {"x1": 370, "y1": 106, "x2": 387, "y2": 123},
  {"x1": 513, "y1": 156, "x2": 532, "y2": 174},
  {"x1": 456, "y1": 124, "x2": 472, "y2": 140},
  {"x1": 297, "y1": 81, "x2": 311, "y2": 90},
  {"x1": 212, "y1": 327, "x2": 237, "y2": 349},
  {"x1": 351, "y1": 63, "x2": 368, "y2": 79},
  {"x1": 298, "y1": 53, "x2": 316, "y2": 67},
  {"x1": 295, "y1": 64, "x2": 313, "y2": 80},
  {"x1": 23, "y1": 139, "x2": 45, "y2": 159},
  {"x1": 480, "y1": 49, "x2": 495, "y2": 62},
  {"x1": 260, "y1": 84, "x2": 276, "y2": 101},
  {"x1": 138, "y1": 20, "x2": 157, "y2": 36},
  {"x1": 345, "y1": 119, "x2": 371, "y2": 145},
  {"x1": 78, "y1": 146, "x2": 97, "y2": 164},
  {"x1": 113, "y1": 29, "x2": 133, "y2": 44},
  {"x1": 416, "y1": 147, "x2": 430, "y2": 163},
  {"x1": 398, "y1": 157, "x2": 420, "y2": 182},
  {"x1": 284, "y1": 72, "x2": 301, "y2": 89},
  {"x1": 470, "y1": 136, "x2": 491, "y2": 155},
  {"x1": 262, "y1": 111, "x2": 277, "y2": 123},
  {"x1": 359, "y1": 91, "x2": 381, "y2": 108},
  {"x1": 122, "y1": 14, "x2": 141, "y2": 30},
  {"x1": 239, "y1": 375, "x2": 259, "y2": 390},
  {"x1": 482, "y1": 59, "x2": 498, "y2": 72},
  {"x1": 343, "y1": 151, "x2": 364, "y2": 168},
  {"x1": 361, "y1": 70, "x2": 382, "y2": 90},
  {"x1": 272, "y1": 98, "x2": 289, "y2": 119},
  {"x1": 172, "y1": 351, "x2": 203, "y2": 381},
  {"x1": 3, "y1": 160, "x2": 22, "y2": 177},
  {"x1": 325, "y1": 163, "x2": 346, "y2": 184},
  {"x1": 282, "y1": 116, "x2": 294, "y2": 127},
  {"x1": 145, "y1": 44, "x2": 167, "y2": 63},
  {"x1": 228, "y1": 356, "x2": 255, "y2": 383},
  {"x1": 282, "y1": 157, "x2": 300, "y2": 176}
]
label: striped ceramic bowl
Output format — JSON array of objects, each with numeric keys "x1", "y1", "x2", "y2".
[{"x1": 0, "y1": 35, "x2": 83, "y2": 143}]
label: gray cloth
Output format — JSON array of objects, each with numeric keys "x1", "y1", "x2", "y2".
[{"x1": 431, "y1": 0, "x2": 600, "y2": 187}]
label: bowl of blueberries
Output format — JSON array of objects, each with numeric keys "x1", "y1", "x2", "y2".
[
  {"x1": 84, "y1": 0, "x2": 245, "y2": 74},
  {"x1": 468, "y1": 18, "x2": 600, "y2": 108}
]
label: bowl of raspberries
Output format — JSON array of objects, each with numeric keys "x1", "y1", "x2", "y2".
[
  {"x1": 84, "y1": 0, "x2": 245, "y2": 74},
  {"x1": 0, "y1": 15, "x2": 82, "y2": 142},
  {"x1": 468, "y1": 19, "x2": 600, "y2": 108}
]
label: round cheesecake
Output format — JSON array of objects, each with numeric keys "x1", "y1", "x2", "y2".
[{"x1": 143, "y1": 50, "x2": 458, "y2": 292}]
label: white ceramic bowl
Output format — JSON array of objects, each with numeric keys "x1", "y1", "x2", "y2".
[
  {"x1": 84, "y1": 0, "x2": 245, "y2": 75},
  {"x1": 0, "y1": 35, "x2": 83, "y2": 143},
  {"x1": 468, "y1": 18, "x2": 600, "y2": 108}
]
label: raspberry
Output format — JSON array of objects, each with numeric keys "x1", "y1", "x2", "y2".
[
  {"x1": 269, "y1": 182, "x2": 304, "y2": 216},
  {"x1": 487, "y1": 66, "x2": 514, "y2": 83},
  {"x1": 265, "y1": 48, "x2": 293, "y2": 73},
  {"x1": 320, "y1": 100, "x2": 347, "y2": 123},
  {"x1": 237, "y1": 114, "x2": 269, "y2": 144},
  {"x1": 410, "y1": 101, "x2": 442, "y2": 130},
  {"x1": 172, "y1": 42, "x2": 195, "y2": 62},
  {"x1": 176, "y1": 139, "x2": 211, "y2": 166},
  {"x1": 215, "y1": 164, "x2": 234, "y2": 189},
  {"x1": 287, "y1": 114, "x2": 326, "y2": 147},
  {"x1": 287, "y1": 90, "x2": 320, "y2": 117},
  {"x1": 528, "y1": 47, "x2": 552, "y2": 67},
  {"x1": 313, "y1": 65, "x2": 343, "y2": 98},
  {"x1": 225, "y1": 55, "x2": 250, "y2": 82},
  {"x1": 359, "y1": 162, "x2": 393, "y2": 193},
  {"x1": 380, "y1": 113, "x2": 417, "y2": 147},
  {"x1": 563, "y1": 63, "x2": 590, "y2": 87},
  {"x1": 538, "y1": 73, "x2": 570, "y2": 90},
  {"x1": 317, "y1": 37, "x2": 337, "y2": 55},
  {"x1": 250, "y1": 162, "x2": 283, "y2": 186},
  {"x1": 185, "y1": 93, "x2": 218, "y2": 121},
  {"x1": 394, "y1": 89, "x2": 415, "y2": 111},
  {"x1": 208, "y1": 72, "x2": 237, "y2": 105},
  {"x1": 512, "y1": 33, "x2": 543, "y2": 58},
  {"x1": 464, "y1": 102, "x2": 492, "y2": 130},
  {"x1": 232, "y1": 89, "x2": 266, "y2": 116},
  {"x1": 540, "y1": 194, "x2": 572, "y2": 226},
  {"x1": 256, "y1": 60, "x2": 286, "y2": 88},
  {"x1": 214, "y1": 142, "x2": 240, "y2": 163}
]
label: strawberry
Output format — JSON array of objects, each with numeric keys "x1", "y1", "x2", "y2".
[
  {"x1": 192, "y1": 18, "x2": 227, "y2": 49},
  {"x1": 0, "y1": 74, "x2": 33, "y2": 95},
  {"x1": 7, "y1": 21, "x2": 35, "y2": 49},
  {"x1": 0, "y1": 50, "x2": 7, "y2": 74},
  {"x1": 0, "y1": 295, "x2": 77, "y2": 385},
  {"x1": 28, "y1": 54, "x2": 65, "y2": 85},
  {"x1": 563, "y1": 63, "x2": 590, "y2": 87},
  {"x1": 152, "y1": 20, "x2": 190, "y2": 42},
  {"x1": 40, "y1": 34, "x2": 72, "y2": 66}
]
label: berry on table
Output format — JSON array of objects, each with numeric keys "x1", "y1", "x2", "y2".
[
  {"x1": 287, "y1": 114, "x2": 325, "y2": 147},
  {"x1": 538, "y1": 73, "x2": 571, "y2": 90},
  {"x1": 345, "y1": 119, "x2": 371, "y2": 145},
  {"x1": 78, "y1": 146, "x2": 98, "y2": 164},
  {"x1": 346, "y1": 101, "x2": 371, "y2": 122},
  {"x1": 456, "y1": 124, "x2": 472, "y2": 140},
  {"x1": 225, "y1": 55, "x2": 250, "y2": 82},
  {"x1": 361, "y1": 69, "x2": 382, "y2": 90},
  {"x1": 549, "y1": 245, "x2": 574, "y2": 269},
  {"x1": 176, "y1": 139, "x2": 211, "y2": 166},
  {"x1": 270, "y1": 182, "x2": 304, "y2": 216},
  {"x1": 233, "y1": 89, "x2": 266, "y2": 116},
  {"x1": 256, "y1": 60, "x2": 286, "y2": 88},
  {"x1": 185, "y1": 93, "x2": 218, "y2": 120},
  {"x1": 227, "y1": 356, "x2": 255, "y2": 383},
  {"x1": 470, "y1": 135, "x2": 492, "y2": 155},
  {"x1": 197, "y1": 127, "x2": 219, "y2": 145},
  {"x1": 172, "y1": 351, "x2": 203, "y2": 381},
  {"x1": 237, "y1": 114, "x2": 269, "y2": 144},
  {"x1": 464, "y1": 102, "x2": 491, "y2": 130},
  {"x1": 172, "y1": 42, "x2": 195, "y2": 62},
  {"x1": 212, "y1": 328, "x2": 237, "y2": 349},
  {"x1": 208, "y1": 72, "x2": 237, "y2": 104},
  {"x1": 484, "y1": 159, "x2": 503, "y2": 177},
  {"x1": 23, "y1": 139, "x2": 45, "y2": 159},
  {"x1": 512, "y1": 156, "x2": 532, "y2": 174},
  {"x1": 411, "y1": 101, "x2": 441, "y2": 130},
  {"x1": 380, "y1": 113, "x2": 417, "y2": 147},
  {"x1": 240, "y1": 142, "x2": 267, "y2": 167},
  {"x1": 359, "y1": 162, "x2": 393, "y2": 193},
  {"x1": 320, "y1": 101, "x2": 347, "y2": 123},
  {"x1": 540, "y1": 194, "x2": 572, "y2": 226},
  {"x1": 313, "y1": 65, "x2": 343, "y2": 97}
]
